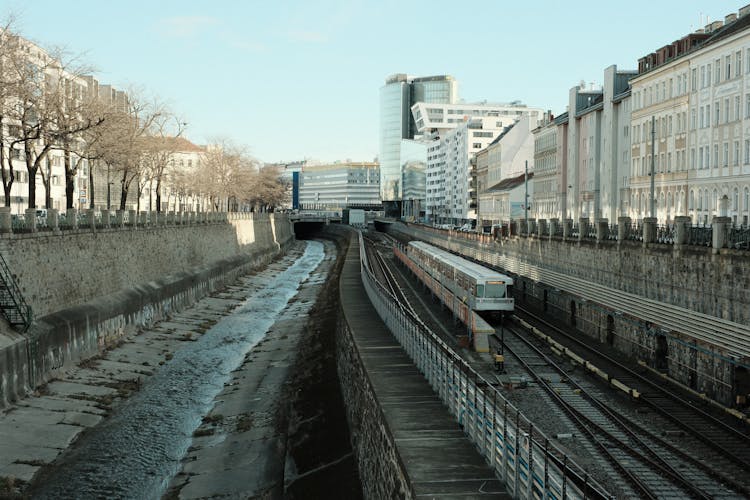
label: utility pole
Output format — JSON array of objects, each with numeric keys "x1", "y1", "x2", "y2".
[
  {"x1": 650, "y1": 115, "x2": 656, "y2": 218},
  {"x1": 524, "y1": 160, "x2": 529, "y2": 231}
]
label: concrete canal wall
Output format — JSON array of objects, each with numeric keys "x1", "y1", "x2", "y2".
[
  {"x1": 0, "y1": 213, "x2": 295, "y2": 408},
  {"x1": 390, "y1": 223, "x2": 747, "y2": 406}
]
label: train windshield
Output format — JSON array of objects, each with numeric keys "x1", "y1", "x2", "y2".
[{"x1": 484, "y1": 281, "x2": 505, "y2": 298}]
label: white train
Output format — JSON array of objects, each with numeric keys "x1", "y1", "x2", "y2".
[{"x1": 407, "y1": 241, "x2": 514, "y2": 312}]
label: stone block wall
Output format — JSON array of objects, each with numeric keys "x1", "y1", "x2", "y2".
[
  {"x1": 0, "y1": 213, "x2": 294, "y2": 408},
  {"x1": 335, "y1": 312, "x2": 412, "y2": 500},
  {"x1": 392, "y1": 224, "x2": 742, "y2": 406},
  {"x1": 5, "y1": 213, "x2": 288, "y2": 319}
]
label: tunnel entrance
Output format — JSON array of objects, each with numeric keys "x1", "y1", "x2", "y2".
[
  {"x1": 606, "y1": 315, "x2": 615, "y2": 346},
  {"x1": 293, "y1": 221, "x2": 326, "y2": 239},
  {"x1": 655, "y1": 334, "x2": 669, "y2": 372}
]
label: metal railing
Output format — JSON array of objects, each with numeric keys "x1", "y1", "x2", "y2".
[
  {"x1": 656, "y1": 224, "x2": 676, "y2": 245},
  {"x1": 0, "y1": 250, "x2": 32, "y2": 331},
  {"x1": 624, "y1": 223, "x2": 642, "y2": 242},
  {"x1": 728, "y1": 226, "x2": 750, "y2": 250},
  {"x1": 357, "y1": 233, "x2": 610, "y2": 499},
  {"x1": 607, "y1": 224, "x2": 618, "y2": 241},
  {"x1": 687, "y1": 226, "x2": 712, "y2": 247}
]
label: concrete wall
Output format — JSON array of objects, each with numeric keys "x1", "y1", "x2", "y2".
[
  {"x1": 0, "y1": 213, "x2": 295, "y2": 408},
  {"x1": 336, "y1": 316, "x2": 412, "y2": 500},
  {"x1": 392, "y1": 224, "x2": 748, "y2": 406}
]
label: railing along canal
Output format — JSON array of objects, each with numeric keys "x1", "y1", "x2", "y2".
[{"x1": 357, "y1": 233, "x2": 611, "y2": 500}]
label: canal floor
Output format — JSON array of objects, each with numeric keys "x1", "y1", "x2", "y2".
[{"x1": 0, "y1": 240, "x2": 342, "y2": 498}]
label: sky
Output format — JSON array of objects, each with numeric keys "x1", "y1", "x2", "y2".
[{"x1": 5, "y1": 0, "x2": 746, "y2": 164}]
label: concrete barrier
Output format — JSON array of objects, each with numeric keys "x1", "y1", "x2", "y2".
[{"x1": 0, "y1": 214, "x2": 295, "y2": 408}]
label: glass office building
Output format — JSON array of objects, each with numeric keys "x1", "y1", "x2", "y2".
[
  {"x1": 379, "y1": 74, "x2": 457, "y2": 205},
  {"x1": 400, "y1": 139, "x2": 428, "y2": 221}
]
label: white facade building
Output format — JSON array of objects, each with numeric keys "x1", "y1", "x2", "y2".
[
  {"x1": 629, "y1": 7, "x2": 750, "y2": 227},
  {"x1": 419, "y1": 102, "x2": 542, "y2": 224},
  {"x1": 299, "y1": 162, "x2": 380, "y2": 210},
  {"x1": 478, "y1": 114, "x2": 538, "y2": 225}
]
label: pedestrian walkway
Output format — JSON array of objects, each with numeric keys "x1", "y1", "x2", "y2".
[{"x1": 339, "y1": 232, "x2": 509, "y2": 499}]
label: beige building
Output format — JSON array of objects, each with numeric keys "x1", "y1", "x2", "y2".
[{"x1": 631, "y1": 6, "x2": 750, "y2": 227}]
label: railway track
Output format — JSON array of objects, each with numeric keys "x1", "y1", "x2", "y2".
[
  {"x1": 497, "y1": 324, "x2": 743, "y2": 498},
  {"x1": 362, "y1": 234, "x2": 613, "y2": 498},
  {"x1": 404, "y1": 225, "x2": 750, "y2": 361},
  {"x1": 514, "y1": 305, "x2": 750, "y2": 495}
]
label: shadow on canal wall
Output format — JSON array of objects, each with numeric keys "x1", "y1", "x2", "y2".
[
  {"x1": 0, "y1": 213, "x2": 295, "y2": 409},
  {"x1": 284, "y1": 227, "x2": 364, "y2": 499}
]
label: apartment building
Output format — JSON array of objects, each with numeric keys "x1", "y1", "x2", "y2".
[
  {"x1": 630, "y1": 6, "x2": 750, "y2": 226},
  {"x1": 526, "y1": 65, "x2": 634, "y2": 224},
  {"x1": 532, "y1": 112, "x2": 558, "y2": 220},
  {"x1": 418, "y1": 102, "x2": 541, "y2": 224},
  {"x1": 478, "y1": 114, "x2": 537, "y2": 226}
]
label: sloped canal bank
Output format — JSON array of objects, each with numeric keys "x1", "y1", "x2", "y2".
[{"x1": 6, "y1": 238, "x2": 361, "y2": 499}]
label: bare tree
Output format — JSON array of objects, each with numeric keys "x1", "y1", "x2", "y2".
[
  {"x1": 0, "y1": 24, "x2": 58, "y2": 209},
  {"x1": 139, "y1": 115, "x2": 186, "y2": 212},
  {"x1": 244, "y1": 164, "x2": 288, "y2": 212},
  {"x1": 0, "y1": 16, "x2": 21, "y2": 207},
  {"x1": 195, "y1": 139, "x2": 257, "y2": 212},
  {"x1": 101, "y1": 91, "x2": 164, "y2": 211}
]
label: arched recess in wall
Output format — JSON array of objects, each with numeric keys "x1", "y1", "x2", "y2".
[
  {"x1": 655, "y1": 333, "x2": 669, "y2": 372},
  {"x1": 733, "y1": 366, "x2": 750, "y2": 409},
  {"x1": 606, "y1": 315, "x2": 615, "y2": 346}
]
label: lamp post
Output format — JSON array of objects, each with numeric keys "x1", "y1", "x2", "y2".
[{"x1": 650, "y1": 115, "x2": 656, "y2": 218}]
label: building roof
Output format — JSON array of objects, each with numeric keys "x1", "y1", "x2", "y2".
[
  {"x1": 703, "y1": 11, "x2": 750, "y2": 49},
  {"x1": 302, "y1": 161, "x2": 379, "y2": 172},
  {"x1": 486, "y1": 172, "x2": 533, "y2": 193},
  {"x1": 635, "y1": 9, "x2": 750, "y2": 79}
]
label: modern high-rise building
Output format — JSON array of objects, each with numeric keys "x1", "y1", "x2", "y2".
[
  {"x1": 298, "y1": 162, "x2": 381, "y2": 211},
  {"x1": 378, "y1": 74, "x2": 457, "y2": 213}
]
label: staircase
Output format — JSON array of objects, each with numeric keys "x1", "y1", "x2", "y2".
[{"x1": 0, "y1": 250, "x2": 32, "y2": 332}]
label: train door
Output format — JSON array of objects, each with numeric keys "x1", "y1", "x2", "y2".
[{"x1": 543, "y1": 290, "x2": 548, "y2": 312}]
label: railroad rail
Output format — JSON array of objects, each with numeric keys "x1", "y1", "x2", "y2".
[
  {"x1": 497, "y1": 323, "x2": 744, "y2": 498},
  {"x1": 401, "y1": 225, "x2": 750, "y2": 363},
  {"x1": 514, "y1": 305, "x2": 750, "y2": 495},
  {"x1": 359, "y1": 233, "x2": 612, "y2": 499}
]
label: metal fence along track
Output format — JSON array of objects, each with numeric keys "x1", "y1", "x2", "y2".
[{"x1": 358, "y1": 233, "x2": 611, "y2": 500}]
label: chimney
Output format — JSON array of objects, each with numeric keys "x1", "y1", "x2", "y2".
[
  {"x1": 725, "y1": 13, "x2": 737, "y2": 24},
  {"x1": 740, "y1": 4, "x2": 750, "y2": 18}
]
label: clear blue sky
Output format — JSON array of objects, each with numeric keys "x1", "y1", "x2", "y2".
[{"x1": 6, "y1": 0, "x2": 745, "y2": 164}]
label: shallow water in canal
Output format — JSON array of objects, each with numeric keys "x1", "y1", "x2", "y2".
[{"x1": 31, "y1": 240, "x2": 325, "y2": 499}]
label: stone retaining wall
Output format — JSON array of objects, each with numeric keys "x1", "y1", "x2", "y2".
[
  {"x1": 324, "y1": 227, "x2": 412, "y2": 500},
  {"x1": 335, "y1": 316, "x2": 411, "y2": 499},
  {"x1": 0, "y1": 213, "x2": 294, "y2": 408},
  {"x1": 392, "y1": 223, "x2": 743, "y2": 405}
]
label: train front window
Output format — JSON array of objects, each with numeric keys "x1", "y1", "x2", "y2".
[
  {"x1": 484, "y1": 281, "x2": 505, "y2": 298},
  {"x1": 476, "y1": 284, "x2": 484, "y2": 297}
]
